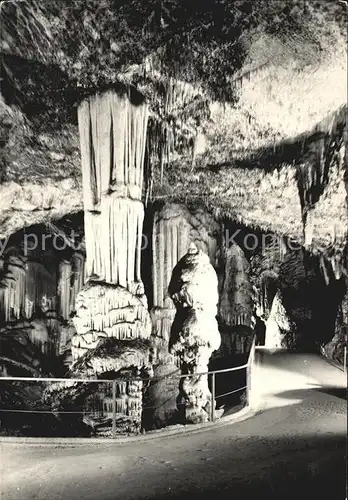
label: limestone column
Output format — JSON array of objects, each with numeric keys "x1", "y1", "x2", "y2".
[
  {"x1": 264, "y1": 291, "x2": 292, "y2": 348},
  {"x1": 70, "y1": 90, "x2": 152, "y2": 434},
  {"x1": 168, "y1": 243, "x2": 221, "y2": 424},
  {"x1": 151, "y1": 203, "x2": 221, "y2": 362},
  {"x1": 72, "y1": 91, "x2": 151, "y2": 359},
  {"x1": 218, "y1": 243, "x2": 253, "y2": 355},
  {"x1": 58, "y1": 260, "x2": 72, "y2": 320}
]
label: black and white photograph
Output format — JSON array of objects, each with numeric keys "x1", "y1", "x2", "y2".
[{"x1": 0, "y1": 1, "x2": 347, "y2": 499}]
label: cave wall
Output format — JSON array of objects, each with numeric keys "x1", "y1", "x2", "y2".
[
  {"x1": 0, "y1": 223, "x2": 86, "y2": 375},
  {"x1": 217, "y1": 240, "x2": 254, "y2": 358},
  {"x1": 250, "y1": 235, "x2": 346, "y2": 353}
]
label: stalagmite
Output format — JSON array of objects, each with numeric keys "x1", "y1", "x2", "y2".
[
  {"x1": 70, "y1": 90, "x2": 151, "y2": 434},
  {"x1": 168, "y1": 243, "x2": 221, "y2": 424},
  {"x1": 264, "y1": 291, "x2": 292, "y2": 348},
  {"x1": 151, "y1": 203, "x2": 221, "y2": 362}
]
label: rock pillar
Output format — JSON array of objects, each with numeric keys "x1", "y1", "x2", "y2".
[
  {"x1": 151, "y1": 203, "x2": 221, "y2": 362},
  {"x1": 168, "y1": 243, "x2": 221, "y2": 423},
  {"x1": 70, "y1": 91, "x2": 152, "y2": 433},
  {"x1": 218, "y1": 243, "x2": 254, "y2": 355}
]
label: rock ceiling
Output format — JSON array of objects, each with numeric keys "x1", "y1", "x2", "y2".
[{"x1": 0, "y1": 0, "x2": 347, "y2": 250}]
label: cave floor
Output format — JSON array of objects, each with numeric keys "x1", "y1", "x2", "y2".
[{"x1": 1, "y1": 351, "x2": 347, "y2": 500}]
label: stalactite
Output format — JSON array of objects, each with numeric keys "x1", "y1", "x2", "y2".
[
  {"x1": 258, "y1": 270, "x2": 279, "y2": 321},
  {"x1": 319, "y1": 254, "x2": 330, "y2": 286},
  {"x1": 0, "y1": 253, "x2": 26, "y2": 321},
  {"x1": 58, "y1": 260, "x2": 72, "y2": 320},
  {"x1": 25, "y1": 261, "x2": 57, "y2": 320},
  {"x1": 27, "y1": 319, "x2": 49, "y2": 354},
  {"x1": 71, "y1": 253, "x2": 85, "y2": 312},
  {"x1": 78, "y1": 91, "x2": 148, "y2": 285},
  {"x1": 85, "y1": 195, "x2": 145, "y2": 286}
]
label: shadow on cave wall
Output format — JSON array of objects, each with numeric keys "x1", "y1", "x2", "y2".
[{"x1": 279, "y1": 249, "x2": 346, "y2": 352}]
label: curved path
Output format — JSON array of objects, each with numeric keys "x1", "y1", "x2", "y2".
[{"x1": 1, "y1": 350, "x2": 347, "y2": 500}]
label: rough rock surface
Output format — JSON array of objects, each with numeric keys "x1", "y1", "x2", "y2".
[
  {"x1": 142, "y1": 358, "x2": 180, "y2": 430},
  {"x1": 72, "y1": 282, "x2": 151, "y2": 362},
  {"x1": 264, "y1": 292, "x2": 292, "y2": 349},
  {"x1": 0, "y1": 179, "x2": 82, "y2": 240},
  {"x1": 151, "y1": 203, "x2": 221, "y2": 352},
  {"x1": 322, "y1": 284, "x2": 348, "y2": 365},
  {"x1": 217, "y1": 243, "x2": 254, "y2": 356},
  {"x1": 168, "y1": 243, "x2": 221, "y2": 424}
]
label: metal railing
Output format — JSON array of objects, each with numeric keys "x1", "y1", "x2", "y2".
[{"x1": 0, "y1": 337, "x2": 256, "y2": 437}]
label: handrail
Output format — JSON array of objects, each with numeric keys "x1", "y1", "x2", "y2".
[
  {"x1": 0, "y1": 336, "x2": 257, "y2": 434},
  {"x1": 0, "y1": 361, "x2": 251, "y2": 384},
  {"x1": 0, "y1": 336, "x2": 256, "y2": 384}
]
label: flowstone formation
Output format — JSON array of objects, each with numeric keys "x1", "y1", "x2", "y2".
[
  {"x1": 69, "y1": 91, "x2": 152, "y2": 434},
  {"x1": 150, "y1": 203, "x2": 221, "y2": 362},
  {"x1": 58, "y1": 252, "x2": 85, "y2": 322},
  {"x1": 218, "y1": 243, "x2": 254, "y2": 356},
  {"x1": 146, "y1": 204, "x2": 221, "y2": 428},
  {"x1": 168, "y1": 243, "x2": 221, "y2": 424},
  {"x1": 0, "y1": 245, "x2": 59, "y2": 370},
  {"x1": 264, "y1": 292, "x2": 292, "y2": 349}
]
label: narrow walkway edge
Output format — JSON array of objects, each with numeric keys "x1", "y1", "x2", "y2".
[{"x1": 0, "y1": 405, "x2": 260, "y2": 446}]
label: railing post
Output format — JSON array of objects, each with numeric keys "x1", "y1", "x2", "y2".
[
  {"x1": 344, "y1": 346, "x2": 347, "y2": 373},
  {"x1": 246, "y1": 357, "x2": 251, "y2": 407},
  {"x1": 112, "y1": 380, "x2": 117, "y2": 439},
  {"x1": 211, "y1": 372, "x2": 215, "y2": 422},
  {"x1": 247, "y1": 336, "x2": 256, "y2": 407}
]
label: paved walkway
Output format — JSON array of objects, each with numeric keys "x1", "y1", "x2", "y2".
[{"x1": 1, "y1": 350, "x2": 347, "y2": 500}]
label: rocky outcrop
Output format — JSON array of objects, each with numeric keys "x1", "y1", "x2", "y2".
[
  {"x1": 0, "y1": 251, "x2": 27, "y2": 322},
  {"x1": 168, "y1": 243, "x2": 221, "y2": 424},
  {"x1": 0, "y1": 179, "x2": 82, "y2": 240},
  {"x1": 142, "y1": 358, "x2": 180, "y2": 430}
]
